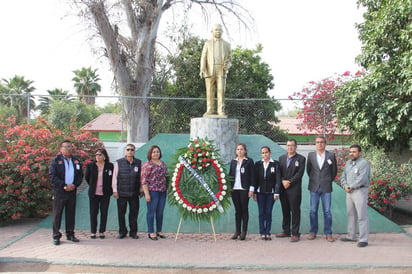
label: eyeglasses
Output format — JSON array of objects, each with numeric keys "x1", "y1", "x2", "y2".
[
  {"x1": 126, "y1": 148, "x2": 135, "y2": 152},
  {"x1": 95, "y1": 153, "x2": 103, "y2": 156}
]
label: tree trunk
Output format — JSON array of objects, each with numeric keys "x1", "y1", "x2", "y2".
[{"x1": 87, "y1": 0, "x2": 164, "y2": 143}]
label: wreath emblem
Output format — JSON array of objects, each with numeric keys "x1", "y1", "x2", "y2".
[{"x1": 168, "y1": 138, "x2": 232, "y2": 221}]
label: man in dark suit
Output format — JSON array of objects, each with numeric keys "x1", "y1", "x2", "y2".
[
  {"x1": 276, "y1": 139, "x2": 306, "y2": 242},
  {"x1": 49, "y1": 140, "x2": 83, "y2": 245},
  {"x1": 306, "y1": 136, "x2": 337, "y2": 242}
]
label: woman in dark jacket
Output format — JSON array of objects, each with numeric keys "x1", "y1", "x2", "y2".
[
  {"x1": 253, "y1": 146, "x2": 281, "y2": 240},
  {"x1": 85, "y1": 148, "x2": 113, "y2": 239},
  {"x1": 229, "y1": 143, "x2": 254, "y2": 240}
]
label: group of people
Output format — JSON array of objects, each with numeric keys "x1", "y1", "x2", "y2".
[
  {"x1": 50, "y1": 141, "x2": 168, "y2": 245},
  {"x1": 228, "y1": 137, "x2": 371, "y2": 248},
  {"x1": 50, "y1": 137, "x2": 371, "y2": 248}
]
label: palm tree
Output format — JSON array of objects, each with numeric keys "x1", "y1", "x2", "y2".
[
  {"x1": 72, "y1": 67, "x2": 101, "y2": 105},
  {"x1": 37, "y1": 88, "x2": 73, "y2": 116},
  {"x1": 0, "y1": 75, "x2": 36, "y2": 122}
]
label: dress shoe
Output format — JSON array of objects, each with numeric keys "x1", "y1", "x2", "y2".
[
  {"x1": 156, "y1": 233, "x2": 166, "y2": 239},
  {"x1": 290, "y1": 235, "x2": 300, "y2": 242},
  {"x1": 326, "y1": 235, "x2": 334, "y2": 242},
  {"x1": 130, "y1": 234, "x2": 139, "y2": 239},
  {"x1": 67, "y1": 236, "x2": 80, "y2": 242},
  {"x1": 308, "y1": 233, "x2": 316, "y2": 240},
  {"x1": 231, "y1": 232, "x2": 240, "y2": 240},
  {"x1": 261, "y1": 235, "x2": 266, "y2": 240},
  {"x1": 91, "y1": 234, "x2": 97, "y2": 239},
  {"x1": 117, "y1": 234, "x2": 126, "y2": 239},
  {"x1": 99, "y1": 233, "x2": 105, "y2": 239},
  {"x1": 240, "y1": 232, "x2": 247, "y2": 241},
  {"x1": 340, "y1": 237, "x2": 356, "y2": 242},
  {"x1": 357, "y1": 242, "x2": 368, "y2": 248},
  {"x1": 53, "y1": 239, "x2": 60, "y2": 246},
  {"x1": 275, "y1": 232, "x2": 290, "y2": 238},
  {"x1": 148, "y1": 233, "x2": 158, "y2": 240},
  {"x1": 266, "y1": 235, "x2": 272, "y2": 241}
]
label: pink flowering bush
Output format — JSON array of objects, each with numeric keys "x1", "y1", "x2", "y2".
[
  {"x1": 289, "y1": 71, "x2": 363, "y2": 139},
  {"x1": 333, "y1": 146, "x2": 412, "y2": 216},
  {"x1": 0, "y1": 116, "x2": 103, "y2": 223}
]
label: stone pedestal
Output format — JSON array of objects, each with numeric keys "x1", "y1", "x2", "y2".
[{"x1": 190, "y1": 118, "x2": 239, "y2": 163}]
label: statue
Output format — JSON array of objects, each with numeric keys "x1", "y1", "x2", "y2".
[{"x1": 199, "y1": 24, "x2": 231, "y2": 118}]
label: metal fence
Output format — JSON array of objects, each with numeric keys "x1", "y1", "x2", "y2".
[{"x1": 0, "y1": 93, "x2": 329, "y2": 141}]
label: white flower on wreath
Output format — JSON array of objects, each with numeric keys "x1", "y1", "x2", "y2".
[
  {"x1": 192, "y1": 208, "x2": 197, "y2": 213},
  {"x1": 175, "y1": 196, "x2": 180, "y2": 201},
  {"x1": 219, "y1": 196, "x2": 224, "y2": 201},
  {"x1": 222, "y1": 179, "x2": 226, "y2": 184},
  {"x1": 187, "y1": 206, "x2": 192, "y2": 211},
  {"x1": 222, "y1": 191, "x2": 226, "y2": 196},
  {"x1": 197, "y1": 208, "x2": 202, "y2": 214},
  {"x1": 174, "y1": 192, "x2": 178, "y2": 197},
  {"x1": 203, "y1": 208, "x2": 208, "y2": 213},
  {"x1": 176, "y1": 163, "x2": 181, "y2": 168},
  {"x1": 198, "y1": 166, "x2": 202, "y2": 170},
  {"x1": 182, "y1": 203, "x2": 187, "y2": 208},
  {"x1": 220, "y1": 173, "x2": 225, "y2": 178},
  {"x1": 209, "y1": 206, "x2": 214, "y2": 211},
  {"x1": 212, "y1": 204, "x2": 217, "y2": 209},
  {"x1": 223, "y1": 185, "x2": 227, "y2": 190},
  {"x1": 178, "y1": 199, "x2": 184, "y2": 204}
]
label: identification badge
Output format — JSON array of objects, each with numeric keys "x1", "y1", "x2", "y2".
[
  {"x1": 354, "y1": 168, "x2": 359, "y2": 175},
  {"x1": 134, "y1": 167, "x2": 139, "y2": 172},
  {"x1": 108, "y1": 170, "x2": 112, "y2": 176},
  {"x1": 76, "y1": 164, "x2": 80, "y2": 170},
  {"x1": 271, "y1": 167, "x2": 275, "y2": 173},
  {"x1": 327, "y1": 159, "x2": 332, "y2": 165},
  {"x1": 295, "y1": 161, "x2": 299, "y2": 167},
  {"x1": 241, "y1": 167, "x2": 245, "y2": 174}
]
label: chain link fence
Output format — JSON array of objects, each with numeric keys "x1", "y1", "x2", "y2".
[{"x1": 0, "y1": 93, "x2": 330, "y2": 142}]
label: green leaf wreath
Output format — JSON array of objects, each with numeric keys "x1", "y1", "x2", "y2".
[{"x1": 168, "y1": 137, "x2": 232, "y2": 222}]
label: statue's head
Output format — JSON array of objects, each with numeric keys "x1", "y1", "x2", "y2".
[{"x1": 212, "y1": 24, "x2": 223, "y2": 39}]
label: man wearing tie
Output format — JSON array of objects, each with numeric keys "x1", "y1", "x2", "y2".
[
  {"x1": 277, "y1": 139, "x2": 306, "y2": 242},
  {"x1": 306, "y1": 136, "x2": 337, "y2": 242},
  {"x1": 200, "y1": 24, "x2": 231, "y2": 117}
]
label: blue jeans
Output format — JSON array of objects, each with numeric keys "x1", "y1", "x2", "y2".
[
  {"x1": 257, "y1": 192, "x2": 275, "y2": 235},
  {"x1": 309, "y1": 189, "x2": 332, "y2": 235},
  {"x1": 146, "y1": 191, "x2": 166, "y2": 233}
]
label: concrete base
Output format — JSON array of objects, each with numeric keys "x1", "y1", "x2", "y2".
[{"x1": 190, "y1": 117, "x2": 239, "y2": 163}]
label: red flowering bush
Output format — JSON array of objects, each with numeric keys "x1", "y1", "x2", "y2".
[
  {"x1": 333, "y1": 146, "x2": 412, "y2": 216},
  {"x1": 0, "y1": 116, "x2": 103, "y2": 223}
]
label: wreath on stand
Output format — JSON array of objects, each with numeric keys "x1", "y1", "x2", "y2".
[{"x1": 168, "y1": 137, "x2": 232, "y2": 223}]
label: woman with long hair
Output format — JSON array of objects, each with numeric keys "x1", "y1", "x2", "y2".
[{"x1": 229, "y1": 143, "x2": 255, "y2": 240}]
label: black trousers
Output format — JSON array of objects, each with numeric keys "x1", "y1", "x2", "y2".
[
  {"x1": 117, "y1": 196, "x2": 139, "y2": 236},
  {"x1": 231, "y1": 189, "x2": 250, "y2": 233},
  {"x1": 52, "y1": 191, "x2": 76, "y2": 239},
  {"x1": 89, "y1": 195, "x2": 110, "y2": 234},
  {"x1": 280, "y1": 186, "x2": 302, "y2": 236}
]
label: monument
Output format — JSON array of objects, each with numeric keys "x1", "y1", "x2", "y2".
[{"x1": 192, "y1": 24, "x2": 238, "y2": 163}]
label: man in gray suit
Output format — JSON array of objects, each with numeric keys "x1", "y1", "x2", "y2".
[{"x1": 306, "y1": 136, "x2": 337, "y2": 242}]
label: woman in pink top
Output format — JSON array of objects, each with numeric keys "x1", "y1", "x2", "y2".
[
  {"x1": 141, "y1": 145, "x2": 168, "y2": 240},
  {"x1": 85, "y1": 148, "x2": 113, "y2": 239}
]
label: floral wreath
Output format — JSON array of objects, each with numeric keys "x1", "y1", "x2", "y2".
[{"x1": 168, "y1": 137, "x2": 232, "y2": 222}]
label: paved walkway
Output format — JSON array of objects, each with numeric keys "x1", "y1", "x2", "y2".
[{"x1": 1, "y1": 218, "x2": 412, "y2": 273}]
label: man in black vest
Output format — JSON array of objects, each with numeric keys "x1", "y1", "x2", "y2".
[{"x1": 112, "y1": 144, "x2": 142, "y2": 239}]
